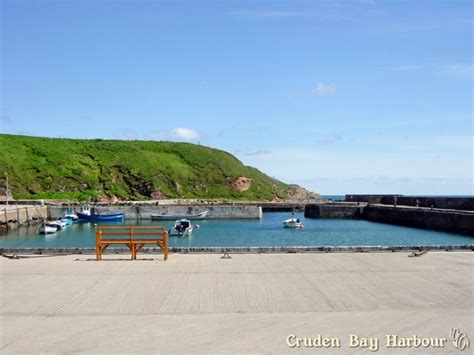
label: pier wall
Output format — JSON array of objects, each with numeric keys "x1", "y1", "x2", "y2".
[
  {"x1": 48, "y1": 205, "x2": 263, "y2": 220},
  {"x1": 260, "y1": 203, "x2": 305, "y2": 212},
  {"x1": 0, "y1": 205, "x2": 48, "y2": 233},
  {"x1": 362, "y1": 206, "x2": 474, "y2": 236},
  {"x1": 305, "y1": 203, "x2": 474, "y2": 236},
  {"x1": 304, "y1": 204, "x2": 364, "y2": 219},
  {"x1": 345, "y1": 195, "x2": 474, "y2": 211}
]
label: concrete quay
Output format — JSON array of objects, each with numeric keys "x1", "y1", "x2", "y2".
[{"x1": 1, "y1": 252, "x2": 472, "y2": 354}]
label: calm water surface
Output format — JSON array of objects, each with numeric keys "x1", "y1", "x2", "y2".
[{"x1": 1, "y1": 212, "x2": 472, "y2": 248}]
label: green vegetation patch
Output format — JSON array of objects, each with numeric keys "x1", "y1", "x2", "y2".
[{"x1": 0, "y1": 134, "x2": 289, "y2": 201}]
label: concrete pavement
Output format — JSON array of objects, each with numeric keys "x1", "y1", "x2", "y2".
[{"x1": 1, "y1": 252, "x2": 472, "y2": 354}]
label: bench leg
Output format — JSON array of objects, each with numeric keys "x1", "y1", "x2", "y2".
[{"x1": 132, "y1": 244, "x2": 137, "y2": 260}]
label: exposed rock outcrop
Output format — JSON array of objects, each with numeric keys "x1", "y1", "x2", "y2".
[
  {"x1": 286, "y1": 184, "x2": 322, "y2": 203},
  {"x1": 150, "y1": 189, "x2": 165, "y2": 200},
  {"x1": 232, "y1": 176, "x2": 252, "y2": 192}
]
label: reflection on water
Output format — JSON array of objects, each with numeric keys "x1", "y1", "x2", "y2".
[{"x1": 0, "y1": 212, "x2": 472, "y2": 248}]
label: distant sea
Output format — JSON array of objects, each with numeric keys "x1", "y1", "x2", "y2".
[
  {"x1": 322, "y1": 195, "x2": 345, "y2": 201},
  {"x1": 322, "y1": 195, "x2": 473, "y2": 200}
]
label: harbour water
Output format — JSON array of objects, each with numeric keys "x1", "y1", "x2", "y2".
[{"x1": 0, "y1": 212, "x2": 471, "y2": 249}]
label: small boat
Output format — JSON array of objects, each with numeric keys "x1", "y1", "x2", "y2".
[
  {"x1": 169, "y1": 219, "x2": 193, "y2": 237},
  {"x1": 38, "y1": 222, "x2": 59, "y2": 234},
  {"x1": 77, "y1": 205, "x2": 125, "y2": 221},
  {"x1": 63, "y1": 209, "x2": 79, "y2": 221},
  {"x1": 283, "y1": 206, "x2": 304, "y2": 229},
  {"x1": 283, "y1": 217, "x2": 303, "y2": 228},
  {"x1": 49, "y1": 220, "x2": 66, "y2": 230},
  {"x1": 151, "y1": 210, "x2": 209, "y2": 220},
  {"x1": 58, "y1": 218, "x2": 73, "y2": 226}
]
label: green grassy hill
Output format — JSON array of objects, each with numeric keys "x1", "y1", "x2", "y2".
[{"x1": 0, "y1": 134, "x2": 290, "y2": 201}]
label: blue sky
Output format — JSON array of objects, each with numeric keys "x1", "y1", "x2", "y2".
[{"x1": 1, "y1": 0, "x2": 472, "y2": 195}]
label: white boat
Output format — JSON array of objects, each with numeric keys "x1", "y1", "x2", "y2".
[
  {"x1": 63, "y1": 209, "x2": 79, "y2": 221},
  {"x1": 283, "y1": 217, "x2": 303, "y2": 228},
  {"x1": 169, "y1": 219, "x2": 193, "y2": 237},
  {"x1": 151, "y1": 210, "x2": 209, "y2": 220},
  {"x1": 49, "y1": 220, "x2": 66, "y2": 230},
  {"x1": 58, "y1": 218, "x2": 73, "y2": 226},
  {"x1": 38, "y1": 222, "x2": 59, "y2": 234},
  {"x1": 283, "y1": 206, "x2": 304, "y2": 229}
]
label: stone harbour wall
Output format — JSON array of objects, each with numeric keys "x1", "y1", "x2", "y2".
[
  {"x1": 305, "y1": 203, "x2": 474, "y2": 236},
  {"x1": 48, "y1": 204, "x2": 263, "y2": 220},
  {"x1": 304, "y1": 203, "x2": 365, "y2": 219},
  {"x1": 345, "y1": 195, "x2": 474, "y2": 211},
  {"x1": 362, "y1": 205, "x2": 474, "y2": 236},
  {"x1": 0, "y1": 205, "x2": 48, "y2": 233}
]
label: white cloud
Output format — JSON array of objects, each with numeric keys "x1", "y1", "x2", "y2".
[
  {"x1": 383, "y1": 64, "x2": 473, "y2": 78},
  {"x1": 148, "y1": 128, "x2": 201, "y2": 142},
  {"x1": 169, "y1": 128, "x2": 200, "y2": 141},
  {"x1": 438, "y1": 64, "x2": 473, "y2": 78},
  {"x1": 237, "y1": 150, "x2": 272, "y2": 157},
  {"x1": 314, "y1": 82, "x2": 337, "y2": 96}
]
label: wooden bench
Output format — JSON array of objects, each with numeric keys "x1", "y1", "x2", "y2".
[{"x1": 96, "y1": 226, "x2": 168, "y2": 261}]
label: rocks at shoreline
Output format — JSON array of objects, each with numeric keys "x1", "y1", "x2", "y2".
[{"x1": 286, "y1": 184, "x2": 323, "y2": 203}]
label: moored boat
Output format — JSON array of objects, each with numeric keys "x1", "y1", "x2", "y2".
[
  {"x1": 63, "y1": 209, "x2": 79, "y2": 221},
  {"x1": 151, "y1": 210, "x2": 209, "y2": 220},
  {"x1": 49, "y1": 220, "x2": 66, "y2": 230},
  {"x1": 169, "y1": 219, "x2": 193, "y2": 237},
  {"x1": 282, "y1": 207, "x2": 304, "y2": 229},
  {"x1": 58, "y1": 217, "x2": 73, "y2": 226},
  {"x1": 283, "y1": 217, "x2": 303, "y2": 228},
  {"x1": 38, "y1": 222, "x2": 59, "y2": 234},
  {"x1": 77, "y1": 205, "x2": 125, "y2": 221}
]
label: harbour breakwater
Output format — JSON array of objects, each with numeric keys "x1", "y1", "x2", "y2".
[
  {"x1": 47, "y1": 204, "x2": 263, "y2": 220},
  {"x1": 363, "y1": 205, "x2": 474, "y2": 236},
  {"x1": 305, "y1": 203, "x2": 474, "y2": 236},
  {"x1": 345, "y1": 195, "x2": 474, "y2": 211}
]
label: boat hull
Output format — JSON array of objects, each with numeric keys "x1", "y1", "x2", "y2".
[
  {"x1": 283, "y1": 218, "x2": 303, "y2": 228},
  {"x1": 58, "y1": 218, "x2": 73, "y2": 225},
  {"x1": 283, "y1": 222, "x2": 302, "y2": 228},
  {"x1": 168, "y1": 227, "x2": 193, "y2": 237},
  {"x1": 38, "y1": 224, "x2": 58, "y2": 234},
  {"x1": 77, "y1": 212, "x2": 125, "y2": 221}
]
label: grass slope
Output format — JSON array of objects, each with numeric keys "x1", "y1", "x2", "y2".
[{"x1": 0, "y1": 134, "x2": 289, "y2": 201}]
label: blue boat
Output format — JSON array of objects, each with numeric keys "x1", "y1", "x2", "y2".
[
  {"x1": 77, "y1": 205, "x2": 125, "y2": 221},
  {"x1": 58, "y1": 218, "x2": 74, "y2": 225}
]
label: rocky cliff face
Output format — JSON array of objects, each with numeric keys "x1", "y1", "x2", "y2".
[{"x1": 286, "y1": 184, "x2": 323, "y2": 203}]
